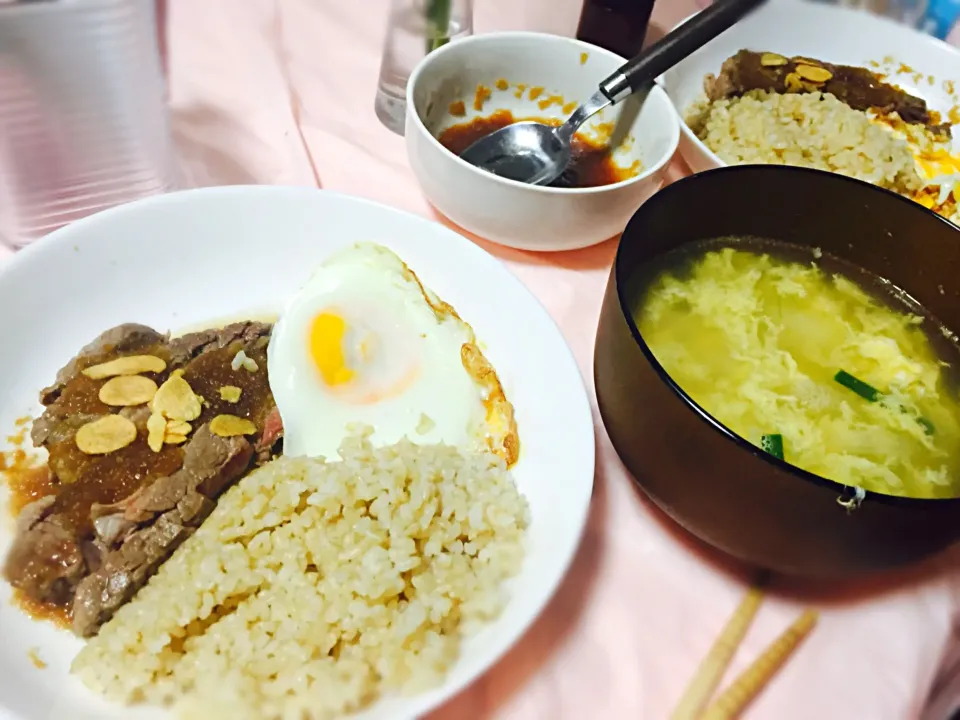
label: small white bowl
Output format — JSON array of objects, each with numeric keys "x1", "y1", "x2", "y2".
[
  {"x1": 661, "y1": 0, "x2": 960, "y2": 175},
  {"x1": 405, "y1": 32, "x2": 680, "y2": 252}
]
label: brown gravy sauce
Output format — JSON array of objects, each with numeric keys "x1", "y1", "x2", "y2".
[
  {"x1": 437, "y1": 109, "x2": 639, "y2": 189},
  {"x1": 13, "y1": 589, "x2": 71, "y2": 630},
  {"x1": 1, "y1": 322, "x2": 274, "y2": 627}
]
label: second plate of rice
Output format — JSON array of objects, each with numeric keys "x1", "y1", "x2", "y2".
[{"x1": 662, "y1": 0, "x2": 960, "y2": 224}]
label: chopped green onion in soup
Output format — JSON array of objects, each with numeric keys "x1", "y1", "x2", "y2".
[{"x1": 761, "y1": 433, "x2": 785, "y2": 460}]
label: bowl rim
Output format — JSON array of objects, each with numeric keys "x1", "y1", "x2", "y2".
[
  {"x1": 661, "y1": 0, "x2": 960, "y2": 173},
  {"x1": 615, "y1": 164, "x2": 960, "y2": 508},
  {"x1": 405, "y1": 30, "x2": 681, "y2": 196}
]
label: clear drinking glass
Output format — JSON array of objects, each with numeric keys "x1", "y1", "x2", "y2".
[
  {"x1": 374, "y1": 0, "x2": 474, "y2": 135},
  {"x1": 0, "y1": 0, "x2": 179, "y2": 249}
]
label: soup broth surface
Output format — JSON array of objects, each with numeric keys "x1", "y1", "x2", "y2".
[{"x1": 635, "y1": 238, "x2": 960, "y2": 499}]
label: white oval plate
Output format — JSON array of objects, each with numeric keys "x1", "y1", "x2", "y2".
[
  {"x1": 661, "y1": 0, "x2": 960, "y2": 175},
  {"x1": 0, "y1": 187, "x2": 595, "y2": 720}
]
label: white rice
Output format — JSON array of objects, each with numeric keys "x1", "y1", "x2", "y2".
[
  {"x1": 71, "y1": 429, "x2": 529, "y2": 719},
  {"x1": 686, "y1": 90, "x2": 924, "y2": 194}
]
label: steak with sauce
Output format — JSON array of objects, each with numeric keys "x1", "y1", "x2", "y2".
[
  {"x1": 73, "y1": 426, "x2": 254, "y2": 635},
  {"x1": 705, "y1": 50, "x2": 951, "y2": 139},
  {"x1": 2, "y1": 321, "x2": 285, "y2": 636}
]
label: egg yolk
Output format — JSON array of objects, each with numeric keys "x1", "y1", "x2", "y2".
[
  {"x1": 309, "y1": 312, "x2": 354, "y2": 386},
  {"x1": 915, "y1": 149, "x2": 960, "y2": 179}
]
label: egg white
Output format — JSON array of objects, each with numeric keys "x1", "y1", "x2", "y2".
[{"x1": 267, "y1": 242, "x2": 490, "y2": 460}]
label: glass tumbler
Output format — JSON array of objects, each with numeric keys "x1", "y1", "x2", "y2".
[
  {"x1": 374, "y1": 0, "x2": 474, "y2": 135},
  {"x1": 0, "y1": 0, "x2": 179, "y2": 249}
]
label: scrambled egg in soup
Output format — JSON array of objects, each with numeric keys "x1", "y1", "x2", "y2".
[{"x1": 637, "y1": 245, "x2": 960, "y2": 499}]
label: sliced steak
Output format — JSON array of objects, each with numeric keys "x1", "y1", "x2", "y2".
[
  {"x1": 4, "y1": 320, "x2": 279, "y2": 634},
  {"x1": 39, "y1": 324, "x2": 165, "y2": 406},
  {"x1": 32, "y1": 412, "x2": 105, "y2": 450},
  {"x1": 72, "y1": 426, "x2": 253, "y2": 636},
  {"x1": 90, "y1": 422, "x2": 253, "y2": 532},
  {"x1": 3, "y1": 497, "x2": 86, "y2": 604},
  {"x1": 35, "y1": 320, "x2": 275, "y2": 479},
  {"x1": 705, "y1": 49, "x2": 951, "y2": 139},
  {"x1": 167, "y1": 320, "x2": 271, "y2": 366},
  {"x1": 15, "y1": 495, "x2": 57, "y2": 532},
  {"x1": 90, "y1": 513, "x2": 137, "y2": 548},
  {"x1": 256, "y1": 406, "x2": 284, "y2": 463},
  {"x1": 118, "y1": 405, "x2": 153, "y2": 429},
  {"x1": 32, "y1": 321, "x2": 272, "y2": 450},
  {"x1": 32, "y1": 323, "x2": 168, "y2": 448}
]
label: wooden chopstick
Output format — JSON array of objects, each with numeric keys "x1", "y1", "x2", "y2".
[
  {"x1": 669, "y1": 585, "x2": 766, "y2": 720},
  {"x1": 699, "y1": 608, "x2": 819, "y2": 720}
]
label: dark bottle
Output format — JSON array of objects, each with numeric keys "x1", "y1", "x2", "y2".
[{"x1": 575, "y1": 0, "x2": 657, "y2": 58}]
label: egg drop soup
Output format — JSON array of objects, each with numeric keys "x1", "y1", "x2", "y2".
[{"x1": 635, "y1": 239, "x2": 960, "y2": 499}]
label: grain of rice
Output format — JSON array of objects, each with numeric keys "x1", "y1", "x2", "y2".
[{"x1": 71, "y1": 428, "x2": 529, "y2": 719}]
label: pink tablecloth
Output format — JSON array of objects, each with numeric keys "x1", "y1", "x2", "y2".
[{"x1": 164, "y1": 1, "x2": 960, "y2": 718}]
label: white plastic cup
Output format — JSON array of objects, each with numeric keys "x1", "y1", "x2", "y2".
[{"x1": 0, "y1": 0, "x2": 180, "y2": 248}]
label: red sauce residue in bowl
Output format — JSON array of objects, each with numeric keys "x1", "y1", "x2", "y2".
[{"x1": 437, "y1": 109, "x2": 640, "y2": 189}]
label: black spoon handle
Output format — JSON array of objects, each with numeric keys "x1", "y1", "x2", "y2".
[{"x1": 599, "y1": 0, "x2": 768, "y2": 101}]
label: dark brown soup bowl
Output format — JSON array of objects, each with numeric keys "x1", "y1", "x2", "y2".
[{"x1": 594, "y1": 165, "x2": 960, "y2": 577}]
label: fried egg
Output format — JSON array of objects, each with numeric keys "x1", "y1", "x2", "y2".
[
  {"x1": 914, "y1": 148, "x2": 960, "y2": 207},
  {"x1": 267, "y1": 242, "x2": 518, "y2": 464},
  {"x1": 880, "y1": 119, "x2": 960, "y2": 209}
]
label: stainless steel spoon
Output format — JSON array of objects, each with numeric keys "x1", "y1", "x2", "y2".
[{"x1": 458, "y1": 0, "x2": 768, "y2": 186}]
